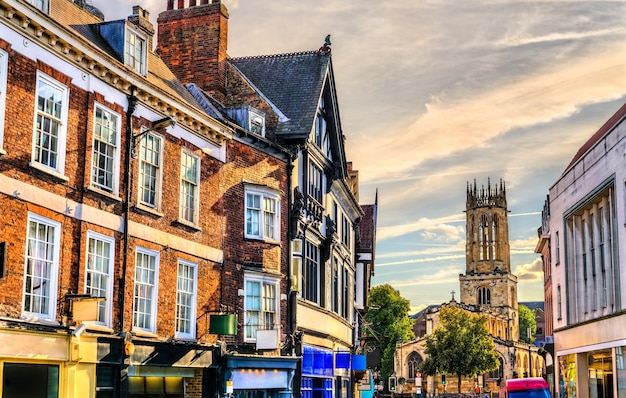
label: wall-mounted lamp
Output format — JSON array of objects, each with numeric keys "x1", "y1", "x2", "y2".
[{"x1": 131, "y1": 116, "x2": 176, "y2": 158}]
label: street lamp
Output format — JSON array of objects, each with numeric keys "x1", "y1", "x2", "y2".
[{"x1": 130, "y1": 116, "x2": 176, "y2": 158}]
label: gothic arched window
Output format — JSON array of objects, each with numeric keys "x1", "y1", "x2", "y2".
[
  {"x1": 478, "y1": 287, "x2": 491, "y2": 305},
  {"x1": 407, "y1": 352, "x2": 423, "y2": 379},
  {"x1": 479, "y1": 215, "x2": 489, "y2": 260},
  {"x1": 492, "y1": 215, "x2": 499, "y2": 260}
]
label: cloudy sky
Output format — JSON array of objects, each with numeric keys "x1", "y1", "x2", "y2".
[{"x1": 99, "y1": 0, "x2": 626, "y2": 313}]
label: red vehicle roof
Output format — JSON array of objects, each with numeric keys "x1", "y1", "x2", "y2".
[{"x1": 506, "y1": 378, "x2": 549, "y2": 391}]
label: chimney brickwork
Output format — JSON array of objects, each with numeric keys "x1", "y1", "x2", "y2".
[{"x1": 157, "y1": 2, "x2": 228, "y2": 103}]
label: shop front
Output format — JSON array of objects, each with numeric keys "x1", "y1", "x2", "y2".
[
  {"x1": 555, "y1": 317, "x2": 626, "y2": 398},
  {"x1": 126, "y1": 338, "x2": 220, "y2": 397},
  {"x1": 225, "y1": 354, "x2": 299, "y2": 398}
]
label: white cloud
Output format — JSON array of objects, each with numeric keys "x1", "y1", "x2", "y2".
[{"x1": 514, "y1": 258, "x2": 544, "y2": 282}]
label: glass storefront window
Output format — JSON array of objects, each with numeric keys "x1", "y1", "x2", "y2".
[
  {"x1": 559, "y1": 354, "x2": 576, "y2": 398},
  {"x1": 2, "y1": 363, "x2": 59, "y2": 398},
  {"x1": 617, "y1": 346, "x2": 626, "y2": 398},
  {"x1": 588, "y1": 350, "x2": 613, "y2": 398}
]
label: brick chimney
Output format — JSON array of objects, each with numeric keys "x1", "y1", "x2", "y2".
[
  {"x1": 128, "y1": 6, "x2": 155, "y2": 51},
  {"x1": 157, "y1": 0, "x2": 228, "y2": 103}
]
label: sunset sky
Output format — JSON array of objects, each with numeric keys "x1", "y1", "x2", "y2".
[{"x1": 99, "y1": 0, "x2": 626, "y2": 313}]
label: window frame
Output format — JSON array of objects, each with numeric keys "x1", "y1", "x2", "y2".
[
  {"x1": 26, "y1": 0, "x2": 49, "y2": 13},
  {"x1": 22, "y1": 212, "x2": 61, "y2": 321},
  {"x1": 175, "y1": 259, "x2": 198, "y2": 340},
  {"x1": 303, "y1": 240, "x2": 320, "y2": 304},
  {"x1": 137, "y1": 130, "x2": 164, "y2": 211},
  {"x1": 124, "y1": 26, "x2": 147, "y2": 76},
  {"x1": 31, "y1": 72, "x2": 69, "y2": 177},
  {"x1": 84, "y1": 231, "x2": 115, "y2": 327},
  {"x1": 91, "y1": 103, "x2": 121, "y2": 195},
  {"x1": 244, "y1": 186, "x2": 281, "y2": 242},
  {"x1": 132, "y1": 247, "x2": 160, "y2": 334},
  {"x1": 179, "y1": 149, "x2": 201, "y2": 226},
  {"x1": 249, "y1": 108, "x2": 265, "y2": 137},
  {"x1": 243, "y1": 272, "x2": 280, "y2": 343},
  {"x1": 0, "y1": 48, "x2": 7, "y2": 154},
  {"x1": 308, "y1": 161, "x2": 323, "y2": 203}
]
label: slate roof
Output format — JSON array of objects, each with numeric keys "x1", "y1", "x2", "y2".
[
  {"x1": 230, "y1": 51, "x2": 331, "y2": 138},
  {"x1": 359, "y1": 204, "x2": 376, "y2": 252}
]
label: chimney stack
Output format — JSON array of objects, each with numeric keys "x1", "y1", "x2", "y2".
[
  {"x1": 128, "y1": 6, "x2": 155, "y2": 50},
  {"x1": 157, "y1": 0, "x2": 228, "y2": 103}
]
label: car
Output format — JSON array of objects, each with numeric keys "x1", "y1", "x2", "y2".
[{"x1": 506, "y1": 377, "x2": 551, "y2": 398}]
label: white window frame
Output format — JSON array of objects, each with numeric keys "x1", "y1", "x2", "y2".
[
  {"x1": 244, "y1": 186, "x2": 280, "y2": 242},
  {"x1": 26, "y1": 0, "x2": 49, "y2": 13},
  {"x1": 249, "y1": 108, "x2": 265, "y2": 137},
  {"x1": 175, "y1": 259, "x2": 198, "y2": 339},
  {"x1": 138, "y1": 131, "x2": 163, "y2": 210},
  {"x1": 0, "y1": 49, "x2": 7, "y2": 154},
  {"x1": 84, "y1": 231, "x2": 115, "y2": 326},
  {"x1": 179, "y1": 149, "x2": 200, "y2": 225},
  {"x1": 31, "y1": 72, "x2": 69, "y2": 177},
  {"x1": 132, "y1": 247, "x2": 159, "y2": 333},
  {"x1": 243, "y1": 273, "x2": 279, "y2": 343},
  {"x1": 125, "y1": 27, "x2": 147, "y2": 76},
  {"x1": 91, "y1": 103, "x2": 121, "y2": 195},
  {"x1": 22, "y1": 212, "x2": 61, "y2": 321}
]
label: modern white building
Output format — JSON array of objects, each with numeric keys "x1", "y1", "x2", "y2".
[{"x1": 546, "y1": 101, "x2": 626, "y2": 398}]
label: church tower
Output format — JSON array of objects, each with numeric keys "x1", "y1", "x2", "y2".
[{"x1": 459, "y1": 179, "x2": 519, "y2": 341}]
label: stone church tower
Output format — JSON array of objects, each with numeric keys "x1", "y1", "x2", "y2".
[{"x1": 459, "y1": 179, "x2": 519, "y2": 342}]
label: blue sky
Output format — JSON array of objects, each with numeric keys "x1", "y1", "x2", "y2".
[{"x1": 99, "y1": 0, "x2": 626, "y2": 313}]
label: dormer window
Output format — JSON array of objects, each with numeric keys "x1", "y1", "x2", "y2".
[
  {"x1": 125, "y1": 27, "x2": 147, "y2": 75},
  {"x1": 27, "y1": 0, "x2": 49, "y2": 13},
  {"x1": 249, "y1": 110, "x2": 265, "y2": 136}
]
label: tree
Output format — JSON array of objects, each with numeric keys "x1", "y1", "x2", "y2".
[
  {"x1": 419, "y1": 306, "x2": 499, "y2": 393},
  {"x1": 365, "y1": 284, "x2": 415, "y2": 384},
  {"x1": 518, "y1": 304, "x2": 537, "y2": 344}
]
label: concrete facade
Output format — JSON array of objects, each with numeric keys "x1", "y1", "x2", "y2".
[{"x1": 545, "y1": 102, "x2": 626, "y2": 398}]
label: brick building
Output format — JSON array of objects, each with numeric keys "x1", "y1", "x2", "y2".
[
  {"x1": 0, "y1": 0, "x2": 375, "y2": 397},
  {"x1": 157, "y1": 1, "x2": 369, "y2": 398}
]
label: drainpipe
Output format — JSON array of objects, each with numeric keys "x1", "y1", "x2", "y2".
[{"x1": 121, "y1": 87, "x2": 138, "y2": 331}]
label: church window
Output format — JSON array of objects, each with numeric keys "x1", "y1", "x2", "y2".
[
  {"x1": 478, "y1": 287, "x2": 491, "y2": 305},
  {"x1": 407, "y1": 352, "x2": 422, "y2": 380},
  {"x1": 492, "y1": 215, "x2": 499, "y2": 260},
  {"x1": 479, "y1": 215, "x2": 489, "y2": 260}
]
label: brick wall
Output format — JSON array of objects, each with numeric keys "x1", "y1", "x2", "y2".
[
  {"x1": 218, "y1": 138, "x2": 290, "y2": 344},
  {"x1": 157, "y1": 3, "x2": 229, "y2": 103}
]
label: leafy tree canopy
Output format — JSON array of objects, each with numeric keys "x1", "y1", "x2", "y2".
[
  {"x1": 419, "y1": 306, "x2": 500, "y2": 392},
  {"x1": 518, "y1": 304, "x2": 537, "y2": 344},
  {"x1": 365, "y1": 284, "x2": 415, "y2": 381}
]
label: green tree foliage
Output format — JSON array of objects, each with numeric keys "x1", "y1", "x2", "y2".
[
  {"x1": 365, "y1": 284, "x2": 415, "y2": 382},
  {"x1": 518, "y1": 304, "x2": 537, "y2": 344},
  {"x1": 418, "y1": 306, "x2": 500, "y2": 393}
]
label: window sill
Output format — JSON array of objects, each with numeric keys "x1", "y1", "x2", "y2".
[
  {"x1": 174, "y1": 335, "x2": 197, "y2": 342},
  {"x1": 135, "y1": 203, "x2": 164, "y2": 217},
  {"x1": 175, "y1": 218, "x2": 202, "y2": 231},
  {"x1": 132, "y1": 329, "x2": 157, "y2": 338},
  {"x1": 29, "y1": 161, "x2": 69, "y2": 182},
  {"x1": 86, "y1": 186, "x2": 122, "y2": 202},
  {"x1": 244, "y1": 236, "x2": 281, "y2": 246}
]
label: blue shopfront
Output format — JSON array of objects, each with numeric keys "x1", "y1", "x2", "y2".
[
  {"x1": 225, "y1": 354, "x2": 299, "y2": 398},
  {"x1": 301, "y1": 346, "x2": 366, "y2": 398}
]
